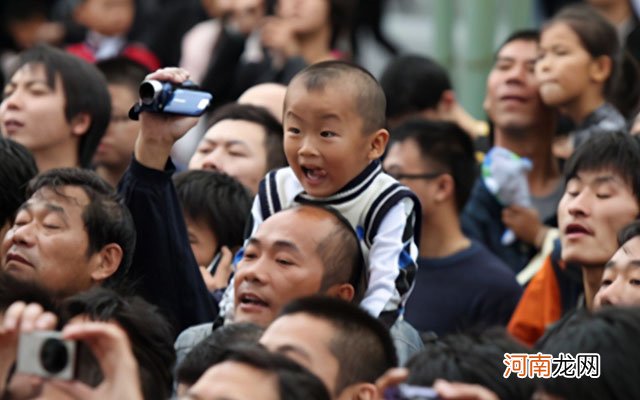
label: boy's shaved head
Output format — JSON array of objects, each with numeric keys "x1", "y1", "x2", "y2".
[{"x1": 290, "y1": 61, "x2": 386, "y2": 134}]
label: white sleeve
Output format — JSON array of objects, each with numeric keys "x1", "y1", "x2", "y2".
[{"x1": 360, "y1": 201, "x2": 419, "y2": 317}]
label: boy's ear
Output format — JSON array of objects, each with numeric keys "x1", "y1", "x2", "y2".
[
  {"x1": 70, "y1": 112, "x2": 92, "y2": 137},
  {"x1": 589, "y1": 55, "x2": 612, "y2": 84},
  {"x1": 368, "y1": 128, "x2": 389, "y2": 160}
]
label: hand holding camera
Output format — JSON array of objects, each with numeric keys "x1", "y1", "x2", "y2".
[
  {"x1": 0, "y1": 302, "x2": 58, "y2": 394},
  {"x1": 47, "y1": 322, "x2": 144, "y2": 400}
]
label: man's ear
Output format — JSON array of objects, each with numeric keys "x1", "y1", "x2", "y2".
[
  {"x1": 437, "y1": 89, "x2": 456, "y2": 114},
  {"x1": 324, "y1": 283, "x2": 355, "y2": 302},
  {"x1": 434, "y1": 173, "x2": 455, "y2": 203},
  {"x1": 338, "y1": 382, "x2": 378, "y2": 400},
  {"x1": 90, "y1": 243, "x2": 123, "y2": 283},
  {"x1": 367, "y1": 129, "x2": 389, "y2": 161},
  {"x1": 70, "y1": 112, "x2": 92, "y2": 137},
  {"x1": 589, "y1": 55, "x2": 612, "y2": 84}
]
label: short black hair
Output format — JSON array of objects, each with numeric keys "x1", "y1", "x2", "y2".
[
  {"x1": 59, "y1": 288, "x2": 176, "y2": 400},
  {"x1": 174, "y1": 170, "x2": 253, "y2": 250},
  {"x1": 213, "y1": 344, "x2": 331, "y2": 400},
  {"x1": 10, "y1": 44, "x2": 111, "y2": 168},
  {"x1": 494, "y1": 29, "x2": 540, "y2": 58},
  {"x1": 406, "y1": 328, "x2": 535, "y2": 400},
  {"x1": 564, "y1": 132, "x2": 640, "y2": 205},
  {"x1": 96, "y1": 56, "x2": 150, "y2": 92},
  {"x1": 279, "y1": 296, "x2": 397, "y2": 395},
  {"x1": 176, "y1": 322, "x2": 264, "y2": 385},
  {"x1": 0, "y1": 137, "x2": 37, "y2": 226},
  {"x1": 380, "y1": 55, "x2": 452, "y2": 120},
  {"x1": 390, "y1": 119, "x2": 477, "y2": 211},
  {"x1": 538, "y1": 306, "x2": 640, "y2": 400},
  {"x1": 26, "y1": 168, "x2": 136, "y2": 284},
  {"x1": 618, "y1": 220, "x2": 640, "y2": 247},
  {"x1": 290, "y1": 60, "x2": 386, "y2": 134},
  {"x1": 291, "y1": 204, "x2": 366, "y2": 303},
  {"x1": 205, "y1": 102, "x2": 286, "y2": 172}
]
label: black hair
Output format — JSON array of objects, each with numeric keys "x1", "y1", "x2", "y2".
[
  {"x1": 205, "y1": 344, "x2": 331, "y2": 400},
  {"x1": 494, "y1": 29, "x2": 540, "y2": 58},
  {"x1": 406, "y1": 328, "x2": 535, "y2": 400},
  {"x1": 537, "y1": 306, "x2": 640, "y2": 400},
  {"x1": 290, "y1": 204, "x2": 366, "y2": 304},
  {"x1": 9, "y1": 44, "x2": 111, "y2": 168},
  {"x1": 59, "y1": 288, "x2": 176, "y2": 400},
  {"x1": 0, "y1": 137, "x2": 37, "y2": 226},
  {"x1": 617, "y1": 220, "x2": 640, "y2": 247},
  {"x1": 205, "y1": 102, "x2": 286, "y2": 171},
  {"x1": 173, "y1": 170, "x2": 253, "y2": 251},
  {"x1": 176, "y1": 322, "x2": 264, "y2": 385},
  {"x1": 96, "y1": 56, "x2": 150, "y2": 92},
  {"x1": 26, "y1": 168, "x2": 136, "y2": 284},
  {"x1": 380, "y1": 55, "x2": 452, "y2": 121},
  {"x1": 328, "y1": 0, "x2": 356, "y2": 49},
  {"x1": 563, "y1": 131, "x2": 640, "y2": 204},
  {"x1": 0, "y1": 0, "x2": 49, "y2": 26},
  {"x1": 291, "y1": 60, "x2": 386, "y2": 134},
  {"x1": 390, "y1": 119, "x2": 477, "y2": 211},
  {"x1": 279, "y1": 296, "x2": 397, "y2": 395}
]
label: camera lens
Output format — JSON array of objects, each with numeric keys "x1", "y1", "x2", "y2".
[
  {"x1": 139, "y1": 80, "x2": 163, "y2": 105},
  {"x1": 39, "y1": 338, "x2": 69, "y2": 374}
]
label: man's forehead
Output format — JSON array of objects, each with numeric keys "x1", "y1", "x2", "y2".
[
  {"x1": 257, "y1": 207, "x2": 335, "y2": 240},
  {"x1": 569, "y1": 169, "x2": 628, "y2": 185},
  {"x1": 31, "y1": 186, "x2": 90, "y2": 209},
  {"x1": 496, "y1": 39, "x2": 537, "y2": 61}
]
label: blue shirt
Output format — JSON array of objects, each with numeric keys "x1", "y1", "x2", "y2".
[{"x1": 404, "y1": 240, "x2": 522, "y2": 337}]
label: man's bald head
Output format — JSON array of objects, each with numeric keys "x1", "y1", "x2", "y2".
[{"x1": 238, "y1": 83, "x2": 287, "y2": 123}]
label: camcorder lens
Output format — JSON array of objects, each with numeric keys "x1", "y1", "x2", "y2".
[
  {"x1": 139, "y1": 80, "x2": 163, "y2": 104},
  {"x1": 40, "y1": 338, "x2": 69, "y2": 374}
]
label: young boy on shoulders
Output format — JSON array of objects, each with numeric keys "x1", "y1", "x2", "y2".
[{"x1": 249, "y1": 61, "x2": 420, "y2": 322}]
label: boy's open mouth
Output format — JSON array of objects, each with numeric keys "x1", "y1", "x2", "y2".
[{"x1": 301, "y1": 166, "x2": 327, "y2": 182}]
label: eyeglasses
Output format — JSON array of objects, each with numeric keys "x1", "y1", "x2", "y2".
[{"x1": 386, "y1": 171, "x2": 444, "y2": 181}]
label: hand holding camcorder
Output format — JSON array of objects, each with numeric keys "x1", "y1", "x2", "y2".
[{"x1": 129, "y1": 79, "x2": 212, "y2": 120}]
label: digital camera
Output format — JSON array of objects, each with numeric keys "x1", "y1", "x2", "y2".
[
  {"x1": 16, "y1": 331, "x2": 77, "y2": 380},
  {"x1": 129, "y1": 79, "x2": 212, "y2": 119}
]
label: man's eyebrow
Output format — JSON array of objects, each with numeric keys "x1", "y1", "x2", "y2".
[
  {"x1": 16, "y1": 202, "x2": 66, "y2": 216},
  {"x1": 272, "y1": 240, "x2": 302, "y2": 255},
  {"x1": 224, "y1": 139, "x2": 249, "y2": 148},
  {"x1": 590, "y1": 175, "x2": 619, "y2": 185},
  {"x1": 275, "y1": 344, "x2": 312, "y2": 362}
]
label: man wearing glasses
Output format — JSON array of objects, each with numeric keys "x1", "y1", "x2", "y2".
[{"x1": 383, "y1": 119, "x2": 522, "y2": 337}]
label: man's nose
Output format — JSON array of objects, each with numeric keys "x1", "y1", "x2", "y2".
[{"x1": 201, "y1": 150, "x2": 224, "y2": 171}]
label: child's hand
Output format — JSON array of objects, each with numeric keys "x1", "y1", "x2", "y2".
[{"x1": 135, "y1": 67, "x2": 199, "y2": 170}]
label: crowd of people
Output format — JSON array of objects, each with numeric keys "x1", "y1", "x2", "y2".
[{"x1": 2, "y1": 0, "x2": 640, "y2": 399}]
